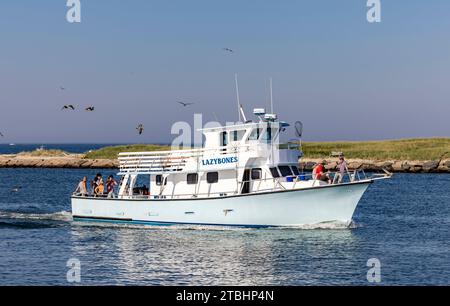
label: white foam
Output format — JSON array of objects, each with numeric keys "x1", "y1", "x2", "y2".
[
  {"x1": 0, "y1": 210, "x2": 360, "y2": 231},
  {"x1": 274, "y1": 220, "x2": 360, "y2": 230},
  {"x1": 0, "y1": 210, "x2": 73, "y2": 222},
  {"x1": 71, "y1": 221, "x2": 251, "y2": 231}
]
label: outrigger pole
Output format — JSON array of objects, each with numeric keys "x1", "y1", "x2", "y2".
[
  {"x1": 235, "y1": 74, "x2": 248, "y2": 122},
  {"x1": 235, "y1": 73, "x2": 241, "y2": 122},
  {"x1": 270, "y1": 77, "x2": 274, "y2": 114}
]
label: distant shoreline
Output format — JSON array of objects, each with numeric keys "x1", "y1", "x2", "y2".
[
  {"x1": 0, "y1": 154, "x2": 449, "y2": 173},
  {"x1": 1, "y1": 139, "x2": 449, "y2": 173}
]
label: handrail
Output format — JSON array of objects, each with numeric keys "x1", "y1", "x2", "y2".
[{"x1": 73, "y1": 169, "x2": 381, "y2": 200}]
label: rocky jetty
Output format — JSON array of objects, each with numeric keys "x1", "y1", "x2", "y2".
[
  {"x1": 299, "y1": 158, "x2": 450, "y2": 173},
  {"x1": 0, "y1": 154, "x2": 449, "y2": 172},
  {"x1": 0, "y1": 154, "x2": 118, "y2": 169}
]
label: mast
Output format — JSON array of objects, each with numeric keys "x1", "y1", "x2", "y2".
[
  {"x1": 270, "y1": 77, "x2": 274, "y2": 114},
  {"x1": 235, "y1": 73, "x2": 241, "y2": 122}
]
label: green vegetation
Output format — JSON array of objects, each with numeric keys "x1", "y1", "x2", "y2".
[
  {"x1": 302, "y1": 138, "x2": 450, "y2": 160},
  {"x1": 18, "y1": 149, "x2": 69, "y2": 157},
  {"x1": 82, "y1": 138, "x2": 450, "y2": 161},
  {"x1": 84, "y1": 144, "x2": 171, "y2": 159}
]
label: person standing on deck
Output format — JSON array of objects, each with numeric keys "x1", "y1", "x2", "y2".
[
  {"x1": 91, "y1": 173, "x2": 102, "y2": 194},
  {"x1": 94, "y1": 178, "x2": 105, "y2": 197},
  {"x1": 74, "y1": 177, "x2": 88, "y2": 196},
  {"x1": 106, "y1": 175, "x2": 118, "y2": 198},
  {"x1": 336, "y1": 154, "x2": 348, "y2": 184}
]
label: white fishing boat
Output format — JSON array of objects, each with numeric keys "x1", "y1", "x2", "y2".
[{"x1": 71, "y1": 107, "x2": 390, "y2": 228}]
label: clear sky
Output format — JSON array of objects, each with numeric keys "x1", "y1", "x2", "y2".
[{"x1": 0, "y1": 0, "x2": 449, "y2": 143}]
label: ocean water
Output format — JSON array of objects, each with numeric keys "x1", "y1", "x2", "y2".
[{"x1": 0, "y1": 168, "x2": 449, "y2": 285}]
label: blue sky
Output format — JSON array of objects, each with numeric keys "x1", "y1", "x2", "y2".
[{"x1": 0, "y1": 0, "x2": 449, "y2": 143}]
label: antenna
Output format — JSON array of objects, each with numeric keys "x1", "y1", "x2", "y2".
[
  {"x1": 239, "y1": 105, "x2": 248, "y2": 122},
  {"x1": 212, "y1": 112, "x2": 219, "y2": 122},
  {"x1": 234, "y1": 74, "x2": 241, "y2": 122},
  {"x1": 270, "y1": 77, "x2": 274, "y2": 114}
]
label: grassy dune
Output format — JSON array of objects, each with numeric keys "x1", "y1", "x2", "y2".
[
  {"x1": 84, "y1": 144, "x2": 171, "y2": 159},
  {"x1": 17, "y1": 149, "x2": 69, "y2": 157},
  {"x1": 82, "y1": 138, "x2": 450, "y2": 161},
  {"x1": 302, "y1": 138, "x2": 450, "y2": 160}
]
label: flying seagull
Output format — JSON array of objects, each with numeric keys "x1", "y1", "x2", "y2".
[
  {"x1": 0, "y1": 132, "x2": 4, "y2": 137},
  {"x1": 61, "y1": 105, "x2": 75, "y2": 110},
  {"x1": 136, "y1": 124, "x2": 144, "y2": 135},
  {"x1": 85, "y1": 106, "x2": 95, "y2": 112},
  {"x1": 223, "y1": 48, "x2": 234, "y2": 53},
  {"x1": 177, "y1": 101, "x2": 194, "y2": 107},
  {"x1": 60, "y1": 86, "x2": 66, "y2": 91}
]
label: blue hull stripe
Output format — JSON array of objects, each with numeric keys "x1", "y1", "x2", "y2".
[{"x1": 72, "y1": 217, "x2": 272, "y2": 228}]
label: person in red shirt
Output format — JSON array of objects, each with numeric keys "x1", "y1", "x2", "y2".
[{"x1": 312, "y1": 162, "x2": 331, "y2": 184}]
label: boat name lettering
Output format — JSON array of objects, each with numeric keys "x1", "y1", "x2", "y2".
[{"x1": 201, "y1": 157, "x2": 238, "y2": 166}]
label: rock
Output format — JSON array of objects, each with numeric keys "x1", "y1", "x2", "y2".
[
  {"x1": 401, "y1": 162, "x2": 411, "y2": 171},
  {"x1": 348, "y1": 162, "x2": 363, "y2": 169},
  {"x1": 422, "y1": 161, "x2": 439, "y2": 172},
  {"x1": 299, "y1": 161, "x2": 316, "y2": 171},
  {"x1": 407, "y1": 161, "x2": 423, "y2": 173},
  {"x1": 375, "y1": 161, "x2": 393, "y2": 171},
  {"x1": 438, "y1": 159, "x2": 450, "y2": 172},
  {"x1": 392, "y1": 161, "x2": 404, "y2": 172}
]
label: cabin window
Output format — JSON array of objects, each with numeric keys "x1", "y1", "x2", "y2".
[
  {"x1": 155, "y1": 175, "x2": 167, "y2": 186},
  {"x1": 207, "y1": 172, "x2": 219, "y2": 184},
  {"x1": 220, "y1": 131, "x2": 228, "y2": 146},
  {"x1": 291, "y1": 166, "x2": 300, "y2": 176},
  {"x1": 232, "y1": 130, "x2": 246, "y2": 141},
  {"x1": 270, "y1": 167, "x2": 280, "y2": 178},
  {"x1": 278, "y1": 166, "x2": 293, "y2": 177},
  {"x1": 260, "y1": 127, "x2": 273, "y2": 143},
  {"x1": 251, "y1": 168, "x2": 262, "y2": 180},
  {"x1": 187, "y1": 173, "x2": 198, "y2": 185},
  {"x1": 248, "y1": 128, "x2": 261, "y2": 141}
]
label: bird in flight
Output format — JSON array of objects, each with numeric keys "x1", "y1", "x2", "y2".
[
  {"x1": 11, "y1": 186, "x2": 21, "y2": 193},
  {"x1": 60, "y1": 86, "x2": 66, "y2": 91},
  {"x1": 136, "y1": 124, "x2": 144, "y2": 135},
  {"x1": 177, "y1": 101, "x2": 194, "y2": 107},
  {"x1": 85, "y1": 106, "x2": 95, "y2": 112},
  {"x1": 223, "y1": 48, "x2": 234, "y2": 53},
  {"x1": 0, "y1": 132, "x2": 4, "y2": 137},
  {"x1": 61, "y1": 105, "x2": 75, "y2": 110}
]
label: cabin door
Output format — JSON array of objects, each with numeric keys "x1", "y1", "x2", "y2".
[
  {"x1": 241, "y1": 169, "x2": 250, "y2": 194},
  {"x1": 220, "y1": 131, "x2": 228, "y2": 153}
]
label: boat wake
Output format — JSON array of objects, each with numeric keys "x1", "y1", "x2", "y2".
[
  {"x1": 0, "y1": 210, "x2": 73, "y2": 222},
  {"x1": 72, "y1": 220, "x2": 360, "y2": 231},
  {"x1": 71, "y1": 221, "x2": 254, "y2": 231},
  {"x1": 0, "y1": 210, "x2": 360, "y2": 231},
  {"x1": 274, "y1": 220, "x2": 361, "y2": 230}
]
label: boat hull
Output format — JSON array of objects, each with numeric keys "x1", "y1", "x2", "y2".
[{"x1": 71, "y1": 181, "x2": 371, "y2": 227}]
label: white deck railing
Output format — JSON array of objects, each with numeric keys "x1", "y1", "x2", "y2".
[{"x1": 118, "y1": 144, "x2": 256, "y2": 174}]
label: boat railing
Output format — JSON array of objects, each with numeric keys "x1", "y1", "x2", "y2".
[
  {"x1": 73, "y1": 170, "x2": 380, "y2": 200},
  {"x1": 72, "y1": 169, "x2": 382, "y2": 200},
  {"x1": 118, "y1": 143, "x2": 295, "y2": 174}
]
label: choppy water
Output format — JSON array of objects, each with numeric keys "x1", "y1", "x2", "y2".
[{"x1": 0, "y1": 168, "x2": 449, "y2": 285}]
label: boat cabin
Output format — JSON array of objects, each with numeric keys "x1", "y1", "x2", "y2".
[{"x1": 117, "y1": 110, "x2": 310, "y2": 199}]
